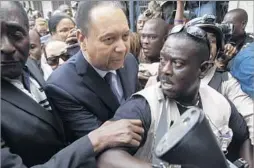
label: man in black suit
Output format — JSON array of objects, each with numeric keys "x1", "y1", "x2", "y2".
[
  {"x1": 45, "y1": 1, "x2": 140, "y2": 142},
  {"x1": 1, "y1": 2, "x2": 144, "y2": 167}
]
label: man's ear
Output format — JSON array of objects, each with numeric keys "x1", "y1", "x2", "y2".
[
  {"x1": 199, "y1": 61, "x2": 213, "y2": 79},
  {"x1": 77, "y1": 29, "x2": 87, "y2": 50},
  {"x1": 76, "y1": 29, "x2": 85, "y2": 43},
  {"x1": 242, "y1": 20, "x2": 247, "y2": 29}
]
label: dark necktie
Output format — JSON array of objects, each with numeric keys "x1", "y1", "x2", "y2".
[{"x1": 104, "y1": 72, "x2": 121, "y2": 103}]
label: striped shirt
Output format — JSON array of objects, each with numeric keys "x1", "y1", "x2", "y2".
[{"x1": 4, "y1": 73, "x2": 52, "y2": 112}]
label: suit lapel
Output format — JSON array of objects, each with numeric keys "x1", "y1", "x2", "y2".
[
  {"x1": 117, "y1": 67, "x2": 132, "y2": 99},
  {"x1": 75, "y1": 52, "x2": 120, "y2": 118},
  {"x1": 1, "y1": 79, "x2": 62, "y2": 135},
  {"x1": 26, "y1": 58, "x2": 46, "y2": 87}
]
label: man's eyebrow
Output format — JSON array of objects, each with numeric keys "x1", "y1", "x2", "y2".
[
  {"x1": 6, "y1": 22, "x2": 27, "y2": 33},
  {"x1": 100, "y1": 30, "x2": 130, "y2": 38}
]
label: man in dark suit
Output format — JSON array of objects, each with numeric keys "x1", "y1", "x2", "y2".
[
  {"x1": 1, "y1": 2, "x2": 144, "y2": 167},
  {"x1": 45, "y1": 1, "x2": 140, "y2": 142}
]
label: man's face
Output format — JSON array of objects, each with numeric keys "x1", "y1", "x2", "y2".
[
  {"x1": 0, "y1": 2, "x2": 30, "y2": 79},
  {"x1": 223, "y1": 13, "x2": 244, "y2": 38},
  {"x1": 80, "y1": 6, "x2": 130, "y2": 71},
  {"x1": 59, "y1": 5, "x2": 72, "y2": 17},
  {"x1": 36, "y1": 23, "x2": 48, "y2": 36},
  {"x1": 29, "y1": 30, "x2": 42, "y2": 61},
  {"x1": 141, "y1": 22, "x2": 165, "y2": 59},
  {"x1": 54, "y1": 18, "x2": 75, "y2": 42},
  {"x1": 137, "y1": 15, "x2": 148, "y2": 33},
  {"x1": 158, "y1": 36, "x2": 202, "y2": 100},
  {"x1": 29, "y1": 20, "x2": 35, "y2": 30}
]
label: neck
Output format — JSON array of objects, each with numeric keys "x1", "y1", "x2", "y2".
[
  {"x1": 145, "y1": 55, "x2": 160, "y2": 63},
  {"x1": 231, "y1": 33, "x2": 246, "y2": 44},
  {"x1": 175, "y1": 91, "x2": 200, "y2": 107}
]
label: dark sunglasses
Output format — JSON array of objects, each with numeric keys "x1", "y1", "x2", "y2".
[
  {"x1": 46, "y1": 53, "x2": 70, "y2": 66},
  {"x1": 169, "y1": 24, "x2": 211, "y2": 56}
]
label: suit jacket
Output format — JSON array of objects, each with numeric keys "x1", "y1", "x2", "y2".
[
  {"x1": 45, "y1": 51, "x2": 140, "y2": 142},
  {"x1": 1, "y1": 65, "x2": 96, "y2": 167}
]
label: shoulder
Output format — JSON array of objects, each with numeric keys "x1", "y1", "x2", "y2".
[
  {"x1": 46, "y1": 54, "x2": 79, "y2": 87},
  {"x1": 200, "y1": 84, "x2": 231, "y2": 112},
  {"x1": 124, "y1": 53, "x2": 138, "y2": 68}
]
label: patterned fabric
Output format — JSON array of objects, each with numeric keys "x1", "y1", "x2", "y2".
[{"x1": 4, "y1": 69, "x2": 52, "y2": 112}]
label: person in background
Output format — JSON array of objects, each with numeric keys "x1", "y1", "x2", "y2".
[
  {"x1": 71, "y1": 1, "x2": 79, "y2": 18},
  {"x1": 129, "y1": 32, "x2": 141, "y2": 61},
  {"x1": 230, "y1": 42, "x2": 254, "y2": 99},
  {"x1": 45, "y1": 1, "x2": 140, "y2": 143},
  {"x1": 186, "y1": 17, "x2": 254, "y2": 159},
  {"x1": 35, "y1": 17, "x2": 49, "y2": 37},
  {"x1": 29, "y1": 17, "x2": 35, "y2": 30},
  {"x1": 1, "y1": 2, "x2": 144, "y2": 168},
  {"x1": 218, "y1": 8, "x2": 254, "y2": 70},
  {"x1": 138, "y1": 18, "x2": 168, "y2": 88},
  {"x1": 47, "y1": 11, "x2": 52, "y2": 20},
  {"x1": 44, "y1": 40, "x2": 69, "y2": 70},
  {"x1": 136, "y1": 14, "x2": 150, "y2": 34},
  {"x1": 48, "y1": 14, "x2": 77, "y2": 45},
  {"x1": 58, "y1": 4, "x2": 73, "y2": 17},
  {"x1": 32, "y1": 10, "x2": 43, "y2": 20}
]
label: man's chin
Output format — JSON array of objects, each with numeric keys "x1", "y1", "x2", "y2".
[
  {"x1": 162, "y1": 89, "x2": 178, "y2": 100},
  {"x1": 1, "y1": 64, "x2": 23, "y2": 79}
]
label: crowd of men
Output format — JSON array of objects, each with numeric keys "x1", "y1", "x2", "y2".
[{"x1": 1, "y1": 1, "x2": 253, "y2": 168}]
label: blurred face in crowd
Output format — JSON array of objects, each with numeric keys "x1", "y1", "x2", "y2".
[
  {"x1": 45, "y1": 41, "x2": 69, "y2": 70},
  {"x1": 35, "y1": 18, "x2": 48, "y2": 36},
  {"x1": 141, "y1": 20, "x2": 166, "y2": 61},
  {"x1": 78, "y1": 6, "x2": 130, "y2": 71},
  {"x1": 1, "y1": 2, "x2": 30, "y2": 79},
  {"x1": 158, "y1": 35, "x2": 208, "y2": 101},
  {"x1": 58, "y1": 4, "x2": 72, "y2": 17},
  {"x1": 29, "y1": 20, "x2": 35, "y2": 30},
  {"x1": 223, "y1": 12, "x2": 246, "y2": 38},
  {"x1": 137, "y1": 14, "x2": 149, "y2": 33},
  {"x1": 53, "y1": 18, "x2": 75, "y2": 42},
  {"x1": 29, "y1": 29, "x2": 42, "y2": 61}
]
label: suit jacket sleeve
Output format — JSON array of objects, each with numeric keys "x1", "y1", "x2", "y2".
[
  {"x1": 1, "y1": 136, "x2": 96, "y2": 168},
  {"x1": 45, "y1": 83, "x2": 102, "y2": 142}
]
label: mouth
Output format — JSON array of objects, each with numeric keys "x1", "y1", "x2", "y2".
[
  {"x1": 161, "y1": 81, "x2": 174, "y2": 90},
  {"x1": 160, "y1": 77, "x2": 174, "y2": 90}
]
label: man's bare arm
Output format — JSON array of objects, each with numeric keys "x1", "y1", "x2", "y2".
[{"x1": 97, "y1": 149, "x2": 152, "y2": 168}]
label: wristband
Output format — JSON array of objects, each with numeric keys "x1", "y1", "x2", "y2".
[{"x1": 174, "y1": 19, "x2": 184, "y2": 23}]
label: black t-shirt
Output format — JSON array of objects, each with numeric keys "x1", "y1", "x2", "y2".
[{"x1": 112, "y1": 95, "x2": 249, "y2": 158}]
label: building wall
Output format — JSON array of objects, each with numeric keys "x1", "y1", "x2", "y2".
[{"x1": 41, "y1": 1, "x2": 53, "y2": 19}]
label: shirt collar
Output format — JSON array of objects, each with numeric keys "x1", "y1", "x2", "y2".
[{"x1": 82, "y1": 50, "x2": 116, "y2": 78}]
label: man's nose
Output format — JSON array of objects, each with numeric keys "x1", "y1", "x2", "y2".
[
  {"x1": 162, "y1": 61, "x2": 173, "y2": 76},
  {"x1": 1, "y1": 36, "x2": 16, "y2": 56},
  {"x1": 115, "y1": 39, "x2": 127, "y2": 53},
  {"x1": 142, "y1": 37, "x2": 149, "y2": 44}
]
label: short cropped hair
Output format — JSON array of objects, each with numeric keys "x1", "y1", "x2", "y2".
[
  {"x1": 168, "y1": 31, "x2": 210, "y2": 63},
  {"x1": 75, "y1": 1, "x2": 125, "y2": 35}
]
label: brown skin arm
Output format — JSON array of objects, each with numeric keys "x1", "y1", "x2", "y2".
[
  {"x1": 97, "y1": 149, "x2": 152, "y2": 168},
  {"x1": 239, "y1": 139, "x2": 253, "y2": 168},
  {"x1": 174, "y1": 0, "x2": 185, "y2": 26}
]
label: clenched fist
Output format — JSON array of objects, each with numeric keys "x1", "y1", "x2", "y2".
[{"x1": 88, "y1": 119, "x2": 144, "y2": 153}]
